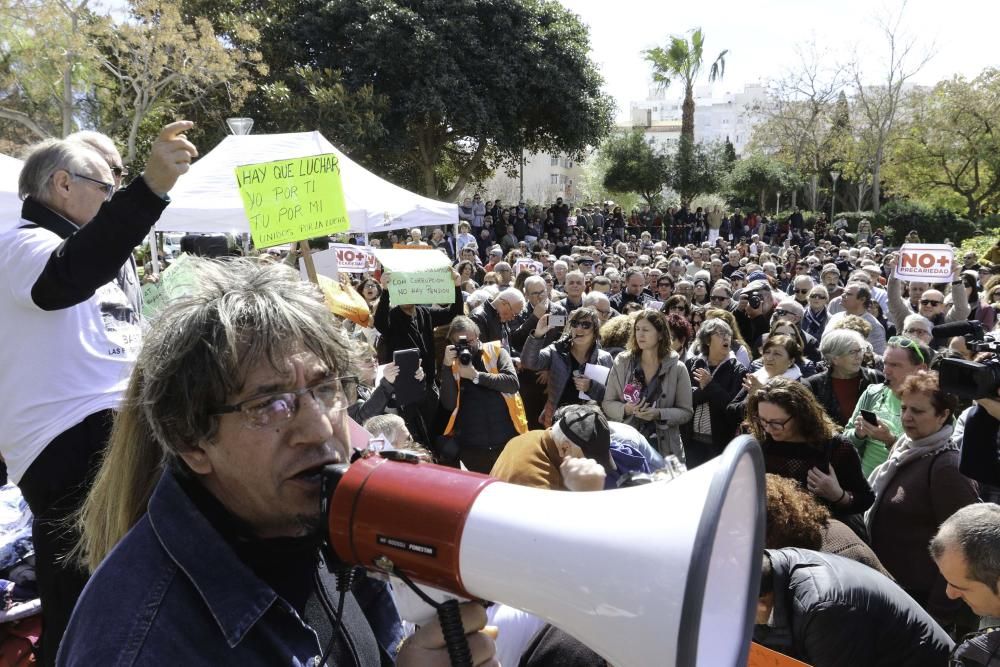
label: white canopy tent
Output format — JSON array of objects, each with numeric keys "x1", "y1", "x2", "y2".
[
  {"x1": 155, "y1": 131, "x2": 457, "y2": 236},
  {"x1": 0, "y1": 153, "x2": 24, "y2": 230}
]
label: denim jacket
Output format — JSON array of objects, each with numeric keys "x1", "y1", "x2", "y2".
[{"x1": 58, "y1": 470, "x2": 402, "y2": 666}]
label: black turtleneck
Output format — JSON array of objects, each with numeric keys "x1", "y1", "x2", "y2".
[{"x1": 175, "y1": 471, "x2": 320, "y2": 617}]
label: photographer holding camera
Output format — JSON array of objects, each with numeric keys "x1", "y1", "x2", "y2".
[
  {"x1": 440, "y1": 316, "x2": 528, "y2": 473},
  {"x1": 735, "y1": 279, "x2": 776, "y2": 357}
]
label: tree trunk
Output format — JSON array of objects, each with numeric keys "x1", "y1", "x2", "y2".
[
  {"x1": 61, "y1": 12, "x2": 78, "y2": 137},
  {"x1": 809, "y1": 174, "x2": 819, "y2": 211},
  {"x1": 759, "y1": 189, "x2": 765, "y2": 212},
  {"x1": 871, "y1": 145, "x2": 884, "y2": 214},
  {"x1": 857, "y1": 181, "x2": 866, "y2": 212},
  {"x1": 790, "y1": 190, "x2": 798, "y2": 209},
  {"x1": 681, "y1": 83, "x2": 695, "y2": 144}
]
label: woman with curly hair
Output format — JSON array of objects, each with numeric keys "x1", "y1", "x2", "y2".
[
  {"x1": 598, "y1": 313, "x2": 637, "y2": 358},
  {"x1": 664, "y1": 294, "x2": 691, "y2": 320},
  {"x1": 765, "y1": 474, "x2": 890, "y2": 577},
  {"x1": 604, "y1": 309, "x2": 693, "y2": 459},
  {"x1": 745, "y1": 377, "x2": 874, "y2": 525}
]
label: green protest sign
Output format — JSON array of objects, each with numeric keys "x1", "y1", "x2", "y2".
[
  {"x1": 373, "y1": 249, "x2": 455, "y2": 306},
  {"x1": 142, "y1": 253, "x2": 199, "y2": 319},
  {"x1": 234, "y1": 154, "x2": 349, "y2": 248}
]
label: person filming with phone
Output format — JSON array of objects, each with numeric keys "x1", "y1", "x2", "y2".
[{"x1": 440, "y1": 316, "x2": 527, "y2": 473}]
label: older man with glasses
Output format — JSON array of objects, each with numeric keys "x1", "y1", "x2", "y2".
[{"x1": 0, "y1": 123, "x2": 196, "y2": 664}]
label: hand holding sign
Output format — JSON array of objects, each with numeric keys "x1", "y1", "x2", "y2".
[
  {"x1": 894, "y1": 244, "x2": 954, "y2": 282},
  {"x1": 143, "y1": 121, "x2": 198, "y2": 196}
]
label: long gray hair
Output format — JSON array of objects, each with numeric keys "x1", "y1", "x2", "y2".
[{"x1": 75, "y1": 258, "x2": 351, "y2": 571}]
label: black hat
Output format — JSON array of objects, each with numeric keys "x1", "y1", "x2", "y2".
[{"x1": 558, "y1": 406, "x2": 611, "y2": 459}]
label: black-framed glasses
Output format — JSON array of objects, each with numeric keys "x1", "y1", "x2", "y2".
[
  {"x1": 111, "y1": 165, "x2": 129, "y2": 179},
  {"x1": 710, "y1": 295, "x2": 729, "y2": 303},
  {"x1": 888, "y1": 336, "x2": 926, "y2": 364},
  {"x1": 570, "y1": 320, "x2": 594, "y2": 330},
  {"x1": 920, "y1": 299, "x2": 942, "y2": 306},
  {"x1": 71, "y1": 172, "x2": 115, "y2": 201},
  {"x1": 755, "y1": 414, "x2": 793, "y2": 431},
  {"x1": 794, "y1": 288, "x2": 811, "y2": 294},
  {"x1": 809, "y1": 293, "x2": 827, "y2": 300},
  {"x1": 212, "y1": 375, "x2": 358, "y2": 429},
  {"x1": 773, "y1": 309, "x2": 796, "y2": 318}
]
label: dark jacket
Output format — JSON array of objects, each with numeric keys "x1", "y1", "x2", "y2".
[
  {"x1": 608, "y1": 289, "x2": 650, "y2": 313},
  {"x1": 373, "y1": 285, "x2": 463, "y2": 385},
  {"x1": 439, "y1": 344, "x2": 520, "y2": 448},
  {"x1": 952, "y1": 627, "x2": 1000, "y2": 666},
  {"x1": 754, "y1": 548, "x2": 953, "y2": 667},
  {"x1": 682, "y1": 355, "x2": 747, "y2": 453},
  {"x1": 805, "y1": 367, "x2": 885, "y2": 426},
  {"x1": 509, "y1": 302, "x2": 567, "y2": 356},
  {"x1": 470, "y1": 299, "x2": 510, "y2": 350},
  {"x1": 58, "y1": 470, "x2": 402, "y2": 666},
  {"x1": 521, "y1": 335, "x2": 613, "y2": 411}
]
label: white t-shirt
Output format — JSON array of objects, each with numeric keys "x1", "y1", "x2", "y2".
[{"x1": 0, "y1": 224, "x2": 140, "y2": 482}]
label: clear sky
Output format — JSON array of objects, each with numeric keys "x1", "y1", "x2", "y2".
[{"x1": 559, "y1": 0, "x2": 999, "y2": 120}]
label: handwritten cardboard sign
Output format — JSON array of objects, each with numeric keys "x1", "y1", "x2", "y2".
[
  {"x1": 894, "y1": 244, "x2": 954, "y2": 282},
  {"x1": 373, "y1": 248, "x2": 454, "y2": 306},
  {"x1": 234, "y1": 154, "x2": 349, "y2": 249},
  {"x1": 141, "y1": 252, "x2": 198, "y2": 319}
]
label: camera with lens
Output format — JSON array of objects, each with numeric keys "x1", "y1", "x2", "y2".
[
  {"x1": 936, "y1": 321, "x2": 1000, "y2": 400},
  {"x1": 746, "y1": 291, "x2": 763, "y2": 310},
  {"x1": 454, "y1": 336, "x2": 473, "y2": 366}
]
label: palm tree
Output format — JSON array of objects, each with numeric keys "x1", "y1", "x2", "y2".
[{"x1": 643, "y1": 28, "x2": 728, "y2": 144}]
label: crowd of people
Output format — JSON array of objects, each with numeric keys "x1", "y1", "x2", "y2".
[{"x1": 4, "y1": 118, "x2": 1000, "y2": 666}]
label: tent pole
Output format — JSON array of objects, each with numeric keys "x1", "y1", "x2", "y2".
[{"x1": 147, "y1": 229, "x2": 160, "y2": 277}]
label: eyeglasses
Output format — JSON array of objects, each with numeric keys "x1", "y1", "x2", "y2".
[
  {"x1": 212, "y1": 375, "x2": 358, "y2": 429},
  {"x1": 888, "y1": 336, "x2": 926, "y2": 364},
  {"x1": 903, "y1": 328, "x2": 930, "y2": 337},
  {"x1": 525, "y1": 290, "x2": 546, "y2": 298},
  {"x1": 710, "y1": 295, "x2": 730, "y2": 303},
  {"x1": 570, "y1": 320, "x2": 594, "y2": 330},
  {"x1": 773, "y1": 309, "x2": 796, "y2": 317},
  {"x1": 755, "y1": 414, "x2": 793, "y2": 431},
  {"x1": 794, "y1": 288, "x2": 810, "y2": 295},
  {"x1": 919, "y1": 299, "x2": 942, "y2": 307},
  {"x1": 111, "y1": 165, "x2": 129, "y2": 179},
  {"x1": 809, "y1": 294, "x2": 827, "y2": 300},
  {"x1": 72, "y1": 172, "x2": 115, "y2": 201}
]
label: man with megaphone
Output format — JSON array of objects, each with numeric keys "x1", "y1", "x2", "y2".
[{"x1": 57, "y1": 258, "x2": 498, "y2": 667}]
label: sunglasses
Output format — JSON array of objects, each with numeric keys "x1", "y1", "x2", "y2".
[
  {"x1": 570, "y1": 320, "x2": 594, "y2": 330},
  {"x1": 710, "y1": 295, "x2": 730, "y2": 303},
  {"x1": 773, "y1": 309, "x2": 796, "y2": 317},
  {"x1": 794, "y1": 288, "x2": 810, "y2": 294},
  {"x1": 888, "y1": 336, "x2": 926, "y2": 364},
  {"x1": 809, "y1": 294, "x2": 827, "y2": 300},
  {"x1": 919, "y1": 299, "x2": 942, "y2": 307}
]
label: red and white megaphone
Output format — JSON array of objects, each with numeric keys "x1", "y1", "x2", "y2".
[{"x1": 323, "y1": 435, "x2": 765, "y2": 666}]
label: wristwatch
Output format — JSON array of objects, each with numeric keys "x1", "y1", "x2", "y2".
[{"x1": 472, "y1": 373, "x2": 480, "y2": 385}]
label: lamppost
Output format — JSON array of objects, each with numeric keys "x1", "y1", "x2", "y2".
[
  {"x1": 776, "y1": 191, "x2": 781, "y2": 216},
  {"x1": 829, "y1": 170, "x2": 840, "y2": 222},
  {"x1": 226, "y1": 117, "x2": 254, "y2": 135}
]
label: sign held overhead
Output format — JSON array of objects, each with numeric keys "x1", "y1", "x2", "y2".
[{"x1": 234, "y1": 153, "x2": 349, "y2": 248}]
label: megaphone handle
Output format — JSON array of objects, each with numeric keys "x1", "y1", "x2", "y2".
[
  {"x1": 389, "y1": 564, "x2": 473, "y2": 667},
  {"x1": 437, "y1": 598, "x2": 473, "y2": 667}
]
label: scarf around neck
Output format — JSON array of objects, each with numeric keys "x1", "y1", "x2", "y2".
[{"x1": 866, "y1": 424, "x2": 955, "y2": 524}]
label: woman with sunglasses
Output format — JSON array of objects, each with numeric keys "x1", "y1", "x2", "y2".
[
  {"x1": 691, "y1": 279, "x2": 711, "y2": 306},
  {"x1": 522, "y1": 307, "x2": 613, "y2": 427},
  {"x1": 746, "y1": 378, "x2": 874, "y2": 528},
  {"x1": 801, "y1": 285, "x2": 829, "y2": 339},
  {"x1": 663, "y1": 294, "x2": 691, "y2": 321},
  {"x1": 604, "y1": 309, "x2": 693, "y2": 459}
]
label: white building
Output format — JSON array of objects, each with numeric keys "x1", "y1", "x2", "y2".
[
  {"x1": 629, "y1": 83, "x2": 767, "y2": 155},
  {"x1": 474, "y1": 150, "x2": 586, "y2": 206}
]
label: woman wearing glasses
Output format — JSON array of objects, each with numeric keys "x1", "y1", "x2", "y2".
[
  {"x1": 603, "y1": 309, "x2": 693, "y2": 460},
  {"x1": 746, "y1": 378, "x2": 874, "y2": 526},
  {"x1": 805, "y1": 329, "x2": 884, "y2": 427},
  {"x1": 866, "y1": 371, "x2": 979, "y2": 627},
  {"x1": 522, "y1": 307, "x2": 613, "y2": 427}
]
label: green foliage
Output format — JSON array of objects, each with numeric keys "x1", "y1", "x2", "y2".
[
  {"x1": 601, "y1": 129, "x2": 671, "y2": 206},
  {"x1": 723, "y1": 152, "x2": 801, "y2": 211},
  {"x1": 673, "y1": 137, "x2": 729, "y2": 207},
  {"x1": 875, "y1": 200, "x2": 977, "y2": 245},
  {"x1": 887, "y1": 70, "x2": 1000, "y2": 219}
]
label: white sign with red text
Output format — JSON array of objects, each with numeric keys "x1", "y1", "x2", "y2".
[
  {"x1": 331, "y1": 243, "x2": 377, "y2": 273},
  {"x1": 894, "y1": 244, "x2": 954, "y2": 282}
]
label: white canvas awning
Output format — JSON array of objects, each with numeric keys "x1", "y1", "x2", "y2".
[{"x1": 154, "y1": 131, "x2": 457, "y2": 236}]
